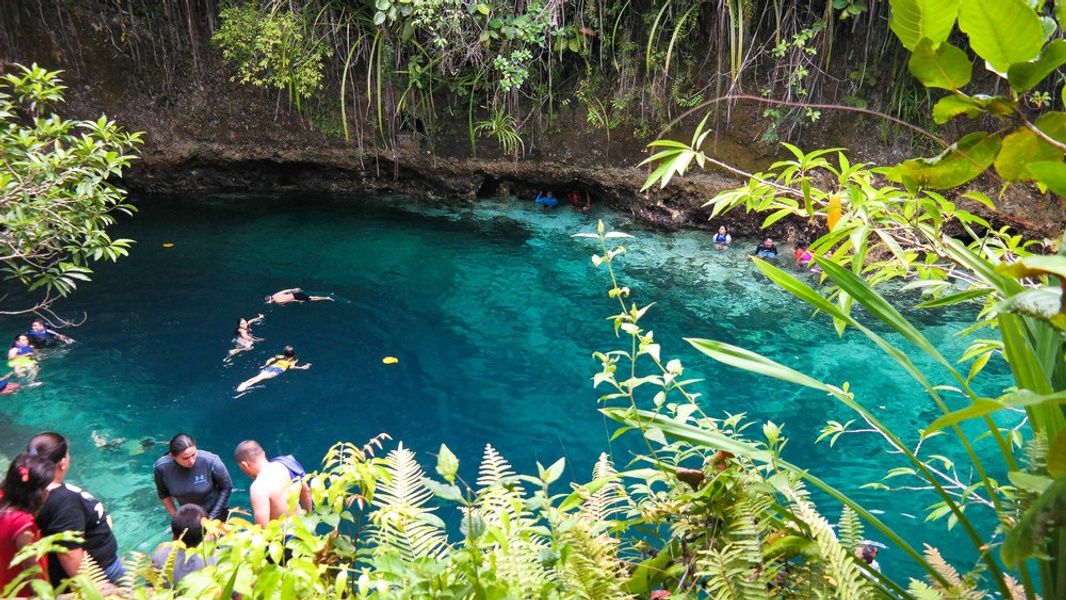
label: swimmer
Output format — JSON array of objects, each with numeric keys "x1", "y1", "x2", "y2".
[
  {"x1": 236, "y1": 346, "x2": 310, "y2": 393},
  {"x1": 227, "y1": 314, "x2": 265, "y2": 359},
  {"x1": 533, "y1": 191, "x2": 558, "y2": 208},
  {"x1": 26, "y1": 320, "x2": 75, "y2": 348},
  {"x1": 265, "y1": 288, "x2": 333, "y2": 305},
  {"x1": 567, "y1": 191, "x2": 591, "y2": 213},
  {"x1": 713, "y1": 225, "x2": 732, "y2": 250},
  {"x1": 752, "y1": 237, "x2": 778, "y2": 258},
  {"x1": 0, "y1": 371, "x2": 20, "y2": 395},
  {"x1": 7, "y1": 335, "x2": 38, "y2": 381},
  {"x1": 794, "y1": 240, "x2": 814, "y2": 268}
]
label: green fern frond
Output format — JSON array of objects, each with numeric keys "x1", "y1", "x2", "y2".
[
  {"x1": 581, "y1": 453, "x2": 631, "y2": 525},
  {"x1": 555, "y1": 517, "x2": 628, "y2": 599},
  {"x1": 698, "y1": 543, "x2": 772, "y2": 600},
  {"x1": 837, "y1": 506, "x2": 864, "y2": 551},
  {"x1": 1003, "y1": 574, "x2": 1032, "y2": 600},
  {"x1": 368, "y1": 442, "x2": 450, "y2": 563},
  {"x1": 477, "y1": 443, "x2": 517, "y2": 489},
  {"x1": 785, "y1": 488, "x2": 874, "y2": 600},
  {"x1": 907, "y1": 579, "x2": 945, "y2": 600},
  {"x1": 921, "y1": 544, "x2": 982, "y2": 600}
]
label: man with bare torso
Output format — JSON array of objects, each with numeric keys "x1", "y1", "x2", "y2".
[
  {"x1": 234, "y1": 440, "x2": 312, "y2": 526},
  {"x1": 265, "y1": 288, "x2": 333, "y2": 305}
]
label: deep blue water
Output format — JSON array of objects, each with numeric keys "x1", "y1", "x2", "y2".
[{"x1": 0, "y1": 194, "x2": 1013, "y2": 580}]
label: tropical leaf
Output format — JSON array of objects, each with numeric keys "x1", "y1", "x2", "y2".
[{"x1": 368, "y1": 443, "x2": 450, "y2": 563}]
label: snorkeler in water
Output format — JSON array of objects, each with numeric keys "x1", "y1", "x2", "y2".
[
  {"x1": 265, "y1": 288, "x2": 333, "y2": 305},
  {"x1": 236, "y1": 346, "x2": 310, "y2": 393},
  {"x1": 227, "y1": 314, "x2": 265, "y2": 360}
]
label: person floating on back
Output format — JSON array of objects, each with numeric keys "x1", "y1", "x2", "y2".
[
  {"x1": 713, "y1": 225, "x2": 732, "y2": 250},
  {"x1": 0, "y1": 371, "x2": 20, "y2": 396},
  {"x1": 234, "y1": 440, "x2": 312, "y2": 527},
  {"x1": 533, "y1": 191, "x2": 558, "y2": 208},
  {"x1": 227, "y1": 314, "x2": 264, "y2": 359},
  {"x1": 7, "y1": 335, "x2": 37, "y2": 382},
  {"x1": 236, "y1": 346, "x2": 310, "y2": 393},
  {"x1": 752, "y1": 237, "x2": 778, "y2": 258},
  {"x1": 26, "y1": 320, "x2": 75, "y2": 349},
  {"x1": 152, "y1": 504, "x2": 217, "y2": 588},
  {"x1": 265, "y1": 288, "x2": 333, "y2": 305}
]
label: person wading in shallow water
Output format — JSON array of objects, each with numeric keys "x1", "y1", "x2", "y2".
[{"x1": 265, "y1": 288, "x2": 333, "y2": 305}]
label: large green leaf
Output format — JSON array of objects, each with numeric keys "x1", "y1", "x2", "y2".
[
  {"x1": 932, "y1": 94, "x2": 983, "y2": 124},
  {"x1": 887, "y1": 132, "x2": 1000, "y2": 189},
  {"x1": 1008, "y1": 39, "x2": 1066, "y2": 92},
  {"x1": 958, "y1": 0, "x2": 1044, "y2": 74},
  {"x1": 998, "y1": 254, "x2": 1066, "y2": 281},
  {"x1": 995, "y1": 129, "x2": 1062, "y2": 181},
  {"x1": 1049, "y1": 429, "x2": 1066, "y2": 478},
  {"x1": 1001, "y1": 476, "x2": 1066, "y2": 566},
  {"x1": 927, "y1": 389, "x2": 1066, "y2": 433},
  {"x1": 1027, "y1": 160, "x2": 1066, "y2": 196},
  {"x1": 998, "y1": 288, "x2": 1066, "y2": 330},
  {"x1": 908, "y1": 39, "x2": 973, "y2": 89},
  {"x1": 686, "y1": 338, "x2": 833, "y2": 392},
  {"x1": 889, "y1": 0, "x2": 961, "y2": 50}
]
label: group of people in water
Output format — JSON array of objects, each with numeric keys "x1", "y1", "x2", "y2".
[
  {"x1": 3, "y1": 320, "x2": 76, "y2": 395},
  {"x1": 0, "y1": 430, "x2": 312, "y2": 594},
  {"x1": 230, "y1": 287, "x2": 332, "y2": 393},
  {"x1": 533, "y1": 190, "x2": 592, "y2": 213},
  {"x1": 711, "y1": 225, "x2": 816, "y2": 269}
]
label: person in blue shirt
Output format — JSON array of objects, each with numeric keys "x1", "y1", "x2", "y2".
[
  {"x1": 534, "y1": 191, "x2": 558, "y2": 207},
  {"x1": 26, "y1": 320, "x2": 75, "y2": 348},
  {"x1": 713, "y1": 225, "x2": 732, "y2": 250}
]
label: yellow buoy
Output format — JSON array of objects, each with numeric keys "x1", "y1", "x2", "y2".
[
  {"x1": 162, "y1": 242, "x2": 175, "y2": 248},
  {"x1": 383, "y1": 356, "x2": 399, "y2": 364}
]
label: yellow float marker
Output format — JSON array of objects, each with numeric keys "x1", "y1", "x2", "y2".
[
  {"x1": 162, "y1": 242, "x2": 175, "y2": 248},
  {"x1": 383, "y1": 356, "x2": 399, "y2": 364}
]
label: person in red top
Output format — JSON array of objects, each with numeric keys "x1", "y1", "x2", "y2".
[{"x1": 0, "y1": 453, "x2": 55, "y2": 597}]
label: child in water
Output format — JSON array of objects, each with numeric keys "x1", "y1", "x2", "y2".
[
  {"x1": 236, "y1": 346, "x2": 310, "y2": 393},
  {"x1": 713, "y1": 225, "x2": 732, "y2": 250}
]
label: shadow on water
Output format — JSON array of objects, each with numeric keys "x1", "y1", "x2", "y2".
[{"x1": 0, "y1": 193, "x2": 1011, "y2": 581}]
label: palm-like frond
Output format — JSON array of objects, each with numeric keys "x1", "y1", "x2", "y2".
[
  {"x1": 368, "y1": 443, "x2": 450, "y2": 563},
  {"x1": 922, "y1": 544, "x2": 983, "y2": 600},
  {"x1": 580, "y1": 452, "x2": 631, "y2": 526},
  {"x1": 786, "y1": 488, "x2": 874, "y2": 600},
  {"x1": 837, "y1": 506, "x2": 864, "y2": 551},
  {"x1": 555, "y1": 518, "x2": 629, "y2": 599},
  {"x1": 476, "y1": 443, "x2": 517, "y2": 489},
  {"x1": 699, "y1": 543, "x2": 773, "y2": 600}
]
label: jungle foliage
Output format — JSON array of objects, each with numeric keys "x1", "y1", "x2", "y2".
[
  {"x1": 0, "y1": 64, "x2": 142, "y2": 315},
  {"x1": 6, "y1": 0, "x2": 956, "y2": 154}
]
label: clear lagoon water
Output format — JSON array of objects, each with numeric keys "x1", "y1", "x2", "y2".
[{"x1": 0, "y1": 193, "x2": 1013, "y2": 580}]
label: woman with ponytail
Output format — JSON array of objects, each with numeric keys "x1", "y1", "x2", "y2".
[{"x1": 0, "y1": 453, "x2": 55, "y2": 596}]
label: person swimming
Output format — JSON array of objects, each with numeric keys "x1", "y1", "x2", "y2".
[
  {"x1": 25, "y1": 320, "x2": 75, "y2": 348},
  {"x1": 227, "y1": 314, "x2": 265, "y2": 359},
  {"x1": 265, "y1": 288, "x2": 333, "y2": 305},
  {"x1": 794, "y1": 240, "x2": 813, "y2": 267},
  {"x1": 534, "y1": 191, "x2": 558, "y2": 208},
  {"x1": 713, "y1": 225, "x2": 732, "y2": 250},
  {"x1": 752, "y1": 237, "x2": 778, "y2": 258},
  {"x1": 0, "y1": 372, "x2": 20, "y2": 395},
  {"x1": 7, "y1": 335, "x2": 37, "y2": 381},
  {"x1": 236, "y1": 346, "x2": 311, "y2": 393}
]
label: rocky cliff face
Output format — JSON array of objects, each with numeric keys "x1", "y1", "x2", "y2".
[{"x1": 3, "y1": 3, "x2": 1061, "y2": 240}]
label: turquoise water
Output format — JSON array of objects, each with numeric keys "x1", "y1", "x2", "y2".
[{"x1": 0, "y1": 194, "x2": 1011, "y2": 580}]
